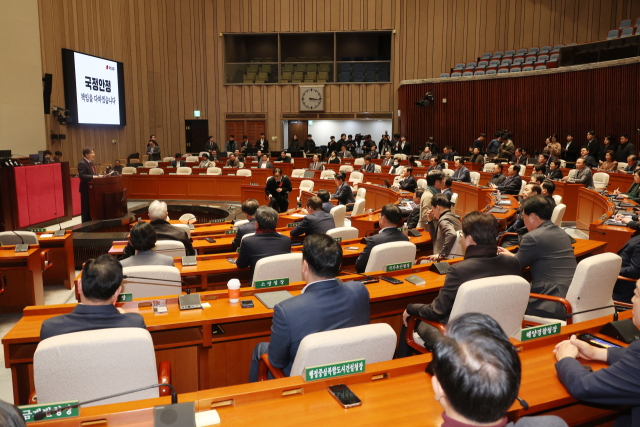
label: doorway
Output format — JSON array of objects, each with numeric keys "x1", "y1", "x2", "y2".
[
  {"x1": 287, "y1": 121, "x2": 308, "y2": 150},
  {"x1": 185, "y1": 120, "x2": 209, "y2": 154}
]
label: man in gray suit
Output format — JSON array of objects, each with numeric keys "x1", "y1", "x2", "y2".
[
  {"x1": 563, "y1": 158, "x2": 594, "y2": 188},
  {"x1": 451, "y1": 159, "x2": 471, "y2": 183},
  {"x1": 308, "y1": 154, "x2": 324, "y2": 170},
  {"x1": 120, "y1": 222, "x2": 174, "y2": 268},
  {"x1": 498, "y1": 195, "x2": 577, "y2": 319}
]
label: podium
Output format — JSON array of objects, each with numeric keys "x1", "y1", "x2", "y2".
[{"x1": 89, "y1": 175, "x2": 127, "y2": 220}]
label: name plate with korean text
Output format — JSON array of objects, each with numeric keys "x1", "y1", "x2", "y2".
[
  {"x1": 117, "y1": 293, "x2": 133, "y2": 302},
  {"x1": 225, "y1": 230, "x2": 237, "y2": 235},
  {"x1": 517, "y1": 323, "x2": 562, "y2": 342},
  {"x1": 254, "y1": 278, "x2": 289, "y2": 289},
  {"x1": 385, "y1": 261, "x2": 412, "y2": 272},
  {"x1": 304, "y1": 359, "x2": 365, "y2": 382},
  {"x1": 19, "y1": 401, "x2": 79, "y2": 423},
  {"x1": 210, "y1": 219, "x2": 226, "y2": 223},
  {"x1": 334, "y1": 237, "x2": 342, "y2": 242},
  {"x1": 287, "y1": 222, "x2": 302, "y2": 228}
]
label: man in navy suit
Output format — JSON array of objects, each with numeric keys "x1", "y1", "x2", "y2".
[
  {"x1": 236, "y1": 206, "x2": 292, "y2": 282},
  {"x1": 356, "y1": 204, "x2": 411, "y2": 273},
  {"x1": 170, "y1": 153, "x2": 186, "y2": 168},
  {"x1": 332, "y1": 172, "x2": 355, "y2": 207},
  {"x1": 249, "y1": 234, "x2": 370, "y2": 382},
  {"x1": 77, "y1": 147, "x2": 99, "y2": 223},
  {"x1": 492, "y1": 164, "x2": 523, "y2": 195},
  {"x1": 291, "y1": 197, "x2": 335, "y2": 237},
  {"x1": 451, "y1": 159, "x2": 471, "y2": 183},
  {"x1": 231, "y1": 199, "x2": 259, "y2": 251},
  {"x1": 317, "y1": 189, "x2": 334, "y2": 213},
  {"x1": 555, "y1": 279, "x2": 640, "y2": 427},
  {"x1": 40, "y1": 255, "x2": 146, "y2": 341},
  {"x1": 396, "y1": 167, "x2": 418, "y2": 193},
  {"x1": 359, "y1": 155, "x2": 376, "y2": 173}
]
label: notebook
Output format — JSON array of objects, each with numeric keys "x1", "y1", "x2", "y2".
[
  {"x1": 255, "y1": 290, "x2": 294, "y2": 309},
  {"x1": 490, "y1": 207, "x2": 508, "y2": 214}
]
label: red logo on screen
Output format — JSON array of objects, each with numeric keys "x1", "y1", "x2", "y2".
[
  {"x1": 106, "y1": 65, "x2": 108, "y2": 69},
  {"x1": 106, "y1": 65, "x2": 115, "y2": 71}
]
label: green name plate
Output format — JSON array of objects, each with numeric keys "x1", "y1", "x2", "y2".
[
  {"x1": 117, "y1": 293, "x2": 133, "y2": 302},
  {"x1": 169, "y1": 173, "x2": 177, "y2": 175},
  {"x1": 19, "y1": 401, "x2": 79, "y2": 423},
  {"x1": 518, "y1": 323, "x2": 561, "y2": 342},
  {"x1": 254, "y1": 277, "x2": 289, "y2": 289},
  {"x1": 225, "y1": 230, "x2": 236, "y2": 235},
  {"x1": 140, "y1": 173, "x2": 148, "y2": 175},
  {"x1": 29, "y1": 228, "x2": 46, "y2": 233},
  {"x1": 199, "y1": 173, "x2": 207, "y2": 175},
  {"x1": 305, "y1": 358, "x2": 365, "y2": 382},
  {"x1": 210, "y1": 219, "x2": 226, "y2": 223},
  {"x1": 236, "y1": 248, "x2": 241, "y2": 253},
  {"x1": 334, "y1": 237, "x2": 342, "y2": 242},
  {"x1": 385, "y1": 261, "x2": 412, "y2": 272},
  {"x1": 287, "y1": 222, "x2": 302, "y2": 228}
]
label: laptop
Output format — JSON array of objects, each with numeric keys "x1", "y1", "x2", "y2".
[
  {"x1": 303, "y1": 170, "x2": 315, "y2": 179},
  {"x1": 383, "y1": 179, "x2": 392, "y2": 188}
]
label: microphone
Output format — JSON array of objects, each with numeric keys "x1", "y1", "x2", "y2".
[
  {"x1": 122, "y1": 274, "x2": 201, "y2": 310},
  {"x1": 12, "y1": 231, "x2": 29, "y2": 252},
  {"x1": 516, "y1": 396, "x2": 529, "y2": 410},
  {"x1": 54, "y1": 212, "x2": 65, "y2": 236},
  {"x1": 33, "y1": 383, "x2": 177, "y2": 421},
  {"x1": 231, "y1": 212, "x2": 243, "y2": 225}
]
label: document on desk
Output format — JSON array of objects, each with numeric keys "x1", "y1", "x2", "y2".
[
  {"x1": 497, "y1": 200, "x2": 512, "y2": 206},
  {"x1": 195, "y1": 410, "x2": 220, "y2": 426},
  {"x1": 39, "y1": 234, "x2": 54, "y2": 238},
  {"x1": 290, "y1": 213, "x2": 307, "y2": 218}
]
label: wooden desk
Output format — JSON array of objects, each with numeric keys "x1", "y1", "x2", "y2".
[
  {"x1": 0, "y1": 246, "x2": 44, "y2": 313},
  {"x1": 120, "y1": 175, "x2": 252, "y2": 201},
  {"x1": 577, "y1": 187, "x2": 636, "y2": 254},
  {"x1": 6, "y1": 239, "x2": 605, "y2": 406},
  {"x1": 37, "y1": 232, "x2": 75, "y2": 290},
  {"x1": 30, "y1": 307, "x2": 625, "y2": 426}
]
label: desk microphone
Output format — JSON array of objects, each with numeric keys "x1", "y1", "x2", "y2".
[
  {"x1": 566, "y1": 305, "x2": 617, "y2": 321},
  {"x1": 33, "y1": 383, "x2": 177, "y2": 421},
  {"x1": 54, "y1": 211, "x2": 65, "y2": 236},
  {"x1": 516, "y1": 396, "x2": 529, "y2": 410},
  {"x1": 123, "y1": 274, "x2": 201, "y2": 311},
  {"x1": 12, "y1": 231, "x2": 29, "y2": 252},
  {"x1": 338, "y1": 270, "x2": 379, "y2": 284},
  {"x1": 231, "y1": 212, "x2": 243, "y2": 225}
]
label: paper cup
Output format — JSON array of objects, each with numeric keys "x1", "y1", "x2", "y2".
[{"x1": 227, "y1": 279, "x2": 241, "y2": 303}]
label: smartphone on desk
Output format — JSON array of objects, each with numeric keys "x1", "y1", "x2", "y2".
[
  {"x1": 577, "y1": 333, "x2": 621, "y2": 349},
  {"x1": 328, "y1": 384, "x2": 362, "y2": 409},
  {"x1": 205, "y1": 237, "x2": 216, "y2": 243},
  {"x1": 227, "y1": 258, "x2": 237, "y2": 265}
]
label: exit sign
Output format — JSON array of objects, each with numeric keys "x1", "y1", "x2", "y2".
[{"x1": 194, "y1": 110, "x2": 201, "y2": 117}]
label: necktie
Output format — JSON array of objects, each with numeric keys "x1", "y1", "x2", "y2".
[{"x1": 90, "y1": 161, "x2": 96, "y2": 174}]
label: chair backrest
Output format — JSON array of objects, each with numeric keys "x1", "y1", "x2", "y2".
[
  {"x1": 449, "y1": 276, "x2": 530, "y2": 337},
  {"x1": 149, "y1": 167, "x2": 164, "y2": 175},
  {"x1": 330, "y1": 205, "x2": 347, "y2": 227},
  {"x1": 607, "y1": 29, "x2": 619, "y2": 39},
  {"x1": 417, "y1": 178, "x2": 427, "y2": 189},
  {"x1": 349, "y1": 171, "x2": 364, "y2": 184},
  {"x1": 154, "y1": 240, "x2": 186, "y2": 257},
  {"x1": 122, "y1": 167, "x2": 137, "y2": 175},
  {"x1": 207, "y1": 167, "x2": 222, "y2": 175},
  {"x1": 237, "y1": 169, "x2": 252, "y2": 177},
  {"x1": 163, "y1": 157, "x2": 174, "y2": 162},
  {"x1": 483, "y1": 162, "x2": 495, "y2": 172},
  {"x1": 365, "y1": 241, "x2": 417, "y2": 273},
  {"x1": 320, "y1": 169, "x2": 336, "y2": 179},
  {"x1": 253, "y1": 253, "x2": 303, "y2": 284},
  {"x1": 442, "y1": 168, "x2": 454, "y2": 177},
  {"x1": 440, "y1": 73, "x2": 450, "y2": 78},
  {"x1": 552, "y1": 194, "x2": 563, "y2": 205},
  {"x1": 354, "y1": 158, "x2": 365, "y2": 165},
  {"x1": 619, "y1": 19, "x2": 632, "y2": 29},
  {"x1": 122, "y1": 265, "x2": 183, "y2": 298},
  {"x1": 34, "y1": 328, "x2": 159, "y2": 406},
  {"x1": 179, "y1": 213, "x2": 196, "y2": 223},
  {"x1": 289, "y1": 324, "x2": 397, "y2": 376},
  {"x1": 234, "y1": 219, "x2": 249, "y2": 228},
  {"x1": 474, "y1": 70, "x2": 485, "y2": 76},
  {"x1": 593, "y1": 172, "x2": 610, "y2": 189},
  {"x1": 185, "y1": 156, "x2": 199, "y2": 162},
  {"x1": 339, "y1": 165, "x2": 353, "y2": 173},
  {"x1": 568, "y1": 169, "x2": 577, "y2": 179},
  {"x1": 451, "y1": 72, "x2": 462, "y2": 77},
  {"x1": 469, "y1": 171, "x2": 480, "y2": 185},
  {"x1": 617, "y1": 162, "x2": 628, "y2": 170},
  {"x1": 199, "y1": 151, "x2": 209, "y2": 157},
  {"x1": 143, "y1": 161, "x2": 158, "y2": 168},
  {"x1": 551, "y1": 203, "x2": 566, "y2": 226},
  {"x1": 374, "y1": 164, "x2": 381, "y2": 173},
  {"x1": 510, "y1": 67, "x2": 521, "y2": 73},
  {"x1": 292, "y1": 169, "x2": 305, "y2": 178},
  {"x1": 0, "y1": 231, "x2": 39, "y2": 245},
  {"x1": 326, "y1": 226, "x2": 359, "y2": 241},
  {"x1": 176, "y1": 167, "x2": 192, "y2": 175},
  {"x1": 171, "y1": 223, "x2": 191, "y2": 238},
  {"x1": 462, "y1": 71, "x2": 473, "y2": 77},
  {"x1": 299, "y1": 180, "x2": 314, "y2": 199},
  {"x1": 518, "y1": 179, "x2": 527, "y2": 195},
  {"x1": 356, "y1": 187, "x2": 366, "y2": 200},
  {"x1": 565, "y1": 253, "x2": 622, "y2": 323},
  {"x1": 352, "y1": 198, "x2": 366, "y2": 216},
  {"x1": 450, "y1": 193, "x2": 459, "y2": 216}
]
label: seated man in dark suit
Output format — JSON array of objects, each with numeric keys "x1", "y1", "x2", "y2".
[
  {"x1": 498, "y1": 196, "x2": 577, "y2": 319},
  {"x1": 317, "y1": 189, "x2": 334, "y2": 214},
  {"x1": 120, "y1": 222, "x2": 174, "y2": 268},
  {"x1": 277, "y1": 151, "x2": 292, "y2": 163},
  {"x1": 40, "y1": 255, "x2": 146, "y2": 341},
  {"x1": 359, "y1": 155, "x2": 375, "y2": 173},
  {"x1": 170, "y1": 153, "x2": 186, "y2": 168},
  {"x1": 332, "y1": 173, "x2": 355, "y2": 207},
  {"x1": 498, "y1": 183, "x2": 541, "y2": 248},
  {"x1": 623, "y1": 155, "x2": 638, "y2": 173},
  {"x1": 355, "y1": 204, "x2": 410, "y2": 273},
  {"x1": 395, "y1": 167, "x2": 417, "y2": 192},
  {"x1": 112, "y1": 159, "x2": 124, "y2": 174},
  {"x1": 432, "y1": 313, "x2": 567, "y2": 427},
  {"x1": 122, "y1": 200, "x2": 195, "y2": 259},
  {"x1": 406, "y1": 188, "x2": 423, "y2": 229},
  {"x1": 611, "y1": 231, "x2": 640, "y2": 303},
  {"x1": 488, "y1": 164, "x2": 507, "y2": 187},
  {"x1": 236, "y1": 206, "x2": 292, "y2": 282},
  {"x1": 491, "y1": 164, "x2": 523, "y2": 195},
  {"x1": 555, "y1": 280, "x2": 640, "y2": 427},
  {"x1": 398, "y1": 212, "x2": 522, "y2": 354},
  {"x1": 541, "y1": 179, "x2": 557, "y2": 203},
  {"x1": 248, "y1": 234, "x2": 370, "y2": 382},
  {"x1": 546, "y1": 159, "x2": 564, "y2": 180},
  {"x1": 442, "y1": 176, "x2": 453, "y2": 200},
  {"x1": 231, "y1": 198, "x2": 259, "y2": 251},
  {"x1": 451, "y1": 159, "x2": 471, "y2": 183},
  {"x1": 291, "y1": 196, "x2": 335, "y2": 237},
  {"x1": 578, "y1": 147, "x2": 598, "y2": 169},
  {"x1": 563, "y1": 158, "x2": 594, "y2": 188}
]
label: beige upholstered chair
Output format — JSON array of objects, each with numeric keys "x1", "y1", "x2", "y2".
[
  {"x1": 179, "y1": 213, "x2": 196, "y2": 224},
  {"x1": 355, "y1": 188, "x2": 366, "y2": 201},
  {"x1": 330, "y1": 205, "x2": 347, "y2": 228},
  {"x1": 354, "y1": 158, "x2": 365, "y2": 165},
  {"x1": 241, "y1": 232, "x2": 255, "y2": 242},
  {"x1": 339, "y1": 165, "x2": 353, "y2": 173},
  {"x1": 144, "y1": 161, "x2": 158, "y2": 168},
  {"x1": 351, "y1": 198, "x2": 366, "y2": 216},
  {"x1": 176, "y1": 167, "x2": 192, "y2": 175},
  {"x1": 320, "y1": 170, "x2": 336, "y2": 179},
  {"x1": 185, "y1": 156, "x2": 199, "y2": 162},
  {"x1": 199, "y1": 151, "x2": 209, "y2": 157},
  {"x1": 349, "y1": 172, "x2": 364, "y2": 191},
  {"x1": 406, "y1": 275, "x2": 530, "y2": 353},
  {"x1": 552, "y1": 194, "x2": 563, "y2": 205},
  {"x1": 450, "y1": 193, "x2": 459, "y2": 215},
  {"x1": 234, "y1": 219, "x2": 249, "y2": 228},
  {"x1": 617, "y1": 162, "x2": 628, "y2": 171},
  {"x1": 291, "y1": 169, "x2": 305, "y2": 178},
  {"x1": 122, "y1": 167, "x2": 137, "y2": 175},
  {"x1": 252, "y1": 253, "x2": 303, "y2": 284},
  {"x1": 34, "y1": 328, "x2": 169, "y2": 406},
  {"x1": 207, "y1": 167, "x2": 222, "y2": 175},
  {"x1": 567, "y1": 169, "x2": 577, "y2": 180},
  {"x1": 417, "y1": 178, "x2": 427, "y2": 189},
  {"x1": 259, "y1": 324, "x2": 396, "y2": 380},
  {"x1": 518, "y1": 166, "x2": 526, "y2": 176},
  {"x1": 298, "y1": 180, "x2": 315, "y2": 203},
  {"x1": 483, "y1": 162, "x2": 495, "y2": 172},
  {"x1": 326, "y1": 227, "x2": 359, "y2": 241},
  {"x1": 525, "y1": 253, "x2": 622, "y2": 326},
  {"x1": 122, "y1": 266, "x2": 182, "y2": 298},
  {"x1": 593, "y1": 172, "x2": 610, "y2": 190},
  {"x1": 374, "y1": 164, "x2": 382, "y2": 173},
  {"x1": 365, "y1": 241, "x2": 416, "y2": 273},
  {"x1": 551, "y1": 203, "x2": 566, "y2": 226},
  {"x1": 163, "y1": 156, "x2": 174, "y2": 162},
  {"x1": 518, "y1": 179, "x2": 527, "y2": 195},
  {"x1": 154, "y1": 240, "x2": 186, "y2": 257},
  {"x1": 469, "y1": 171, "x2": 480, "y2": 185},
  {"x1": 149, "y1": 168, "x2": 164, "y2": 175},
  {"x1": 442, "y1": 169, "x2": 454, "y2": 177},
  {"x1": 237, "y1": 169, "x2": 252, "y2": 177}
]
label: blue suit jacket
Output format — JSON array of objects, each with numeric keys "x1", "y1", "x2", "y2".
[
  {"x1": 356, "y1": 227, "x2": 411, "y2": 273},
  {"x1": 231, "y1": 218, "x2": 256, "y2": 251},
  {"x1": 236, "y1": 233, "x2": 292, "y2": 281},
  {"x1": 290, "y1": 211, "x2": 335, "y2": 237},
  {"x1": 452, "y1": 166, "x2": 471, "y2": 183},
  {"x1": 267, "y1": 279, "x2": 370, "y2": 376},
  {"x1": 556, "y1": 341, "x2": 640, "y2": 426},
  {"x1": 322, "y1": 201, "x2": 334, "y2": 214},
  {"x1": 497, "y1": 174, "x2": 523, "y2": 195}
]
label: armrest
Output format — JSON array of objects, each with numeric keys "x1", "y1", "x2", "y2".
[
  {"x1": 40, "y1": 249, "x2": 52, "y2": 271},
  {"x1": 617, "y1": 275, "x2": 637, "y2": 282},
  {"x1": 529, "y1": 293, "x2": 572, "y2": 324},
  {"x1": 29, "y1": 389, "x2": 37, "y2": 404},
  {"x1": 497, "y1": 232, "x2": 518, "y2": 246},
  {"x1": 157, "y1": 361, "x2": 171, "y2": 397},
  {"x1": 614, "y1": 301, "x2": 633, "y2": 309},
  {"x1": 112, "y1": 240, "x2": 129, "y2": 245},
  {"x1": 405, "y1": 316, "x2": 446, "y2": 354},
  {"x1": 416, "y1": 256, "x2": 434, "y2": 265},
  {"x1": 258, "y1": 353, "x2": 286, "y2": 381}
]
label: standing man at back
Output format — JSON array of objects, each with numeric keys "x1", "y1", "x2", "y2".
[
  {"x1": 78, "y1": 147, "x2": 99, "y2": 223},
  {"x1": 248, "y1": 234, "x2": 370, "y2": 382},
  {"x1": 418, "y1": 170, "x2": 444, "y2": 228}
]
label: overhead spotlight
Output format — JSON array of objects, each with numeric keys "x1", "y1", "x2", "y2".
[{"x1": 415, "y1": 92, "x2": 435, "y2": 108}]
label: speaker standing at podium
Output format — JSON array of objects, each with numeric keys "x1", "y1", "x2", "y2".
[{"x1": 78, "y1": 147, "x2": 99, "y2": 223}]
